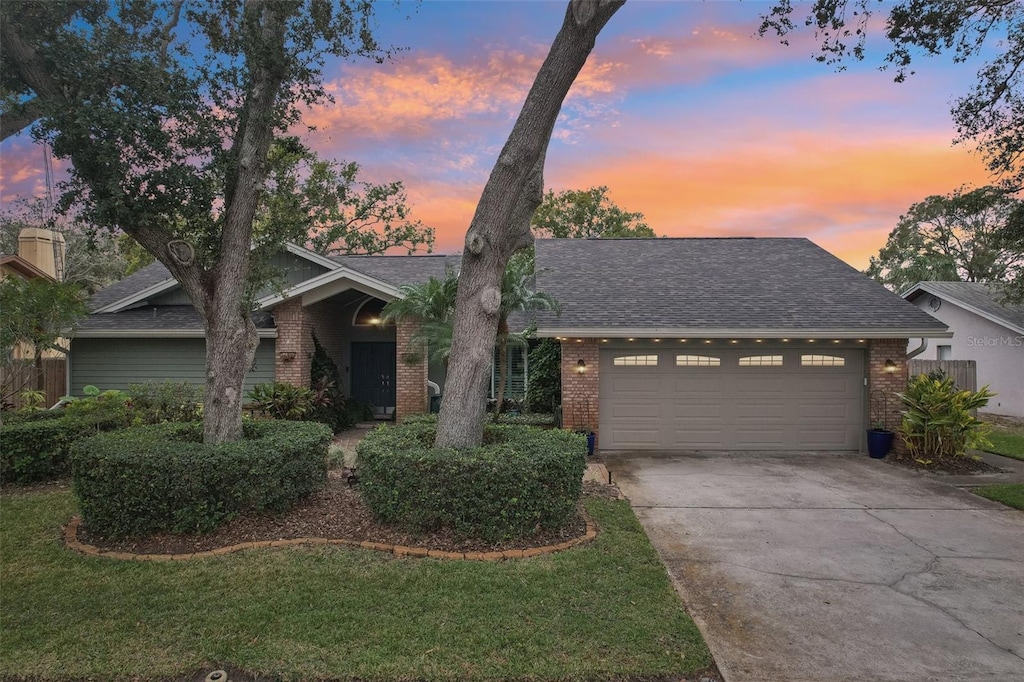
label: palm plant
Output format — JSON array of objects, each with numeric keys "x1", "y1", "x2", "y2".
[
  {"x1": 896, "y1": 372, "x2": 995, "y2": 460},
  {"x1": 380, "y1": 254, "x2": 559, "y2": 419}
]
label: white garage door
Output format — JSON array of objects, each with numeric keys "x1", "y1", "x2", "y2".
[{"x1": 599, "y1": 346, "x2": 864, "y2": 450}]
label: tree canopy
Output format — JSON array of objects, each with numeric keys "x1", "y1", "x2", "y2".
[
  {"x1": 760, "y1": 1, "x2": 1024, "y2": 190},
  {"x1": 0, "y1": 0, "x2": 391, "y2": 442},
  {"x1": 866, "y1": 185, "x2": 1023, "y2": 294},
  {"x1": 531, "y1": 186, "x2": 656, "y2": 239}
]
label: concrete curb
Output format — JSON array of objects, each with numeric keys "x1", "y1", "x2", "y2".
[{"x1": 62, "y1": 514, "x2": 598, "y2": 563}]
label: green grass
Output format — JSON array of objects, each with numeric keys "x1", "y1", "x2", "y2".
[
  {"x1": 985, "y1": 426, "x2": 1024, "y2": 461},
  {"x1": 973, "y1": 484, "x2": 1024, "y2": 510},
  {"x1": 0, "y1": 491, "x2": 712, "y2": 681}
]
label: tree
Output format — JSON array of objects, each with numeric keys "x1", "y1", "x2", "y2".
[
  {"x1": 760, "y1": 1, "x2": 1024, "y2": 189},
  {"x1": 866, "y1": 185, "x2": 1023, "y2": 293},
  {"x1": 435, "y1": 0, "x2": 625, "y2": 448},
  {"x1": 382, "y1": 255, "x2": 558, "y2": 420},
  {"x1": 259, "y1": 138, "x2": 434, "y2": 256},
  {"x1": 531, "y1": 186, "x2": 656, "y2": 239},
  {"x1": 1, "y1": 0, "x2": 387, "y2": 443},
  {"x1": 0, "y1": 276, "x2": 87, "y2": 399}
]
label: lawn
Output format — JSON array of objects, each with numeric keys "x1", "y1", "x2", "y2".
[
  {"x1": 973, "y1": 484, "x2": 1024, "y2": 511},
  {"x1": 985, "y1": 425, "x2": 1024, "y2": 461},
  {"x1": 0, "y1": 490, "x2": 713, "y2": 681}
]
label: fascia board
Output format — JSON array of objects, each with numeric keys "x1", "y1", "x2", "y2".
[
  {"x1": 256, "y1": 266, "x2": 401, "y2": 309},
  {"x1": 535, "y1": 328, "x2": 954, "y2": 339},
  {"x1": 71, "y1": 329, "x2": 278, "y2": 339}
]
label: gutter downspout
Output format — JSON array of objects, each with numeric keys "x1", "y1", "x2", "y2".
[{"x1": 907, "y1": 338, "x2": 928, "y2": 360}]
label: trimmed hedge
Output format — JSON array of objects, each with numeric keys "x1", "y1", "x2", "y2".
[
  {"x1": 357, "y1": 421, "x2": 586, "y2": 542},
  {"x1": 0, "y1": 412, "x2": 121, "y2": 485},
  {"x1": 72, "y1": 420, "x2": 331, "y2": 538}
]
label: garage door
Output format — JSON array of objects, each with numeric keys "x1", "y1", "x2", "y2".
[{"x1": 598, "y1": 346, "x2": 864, "y2": 450}]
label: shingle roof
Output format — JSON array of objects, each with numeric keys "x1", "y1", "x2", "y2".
[
  {"x1": 87, "y1": 261, "x2": 172, "y2": 312},
  {"x1": 75, "y1": 306, "x2": 274, "y2": 335},
  {"x1": 331, "y1": 254, "x2": 461, "y2": 287},
  {"x1": 904, "y1": 281, "x2": 1024, "y2": 333},
  {"x1": 533, "y1": 238, "x2": 949, "y2": 336}
]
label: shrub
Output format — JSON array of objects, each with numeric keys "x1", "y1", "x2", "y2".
[
  {"x1": 0, "y1": 413, "x2": 115, "y2": 484},
  {"x1": 357, "y1": 421, "x2": 586, "y2": 542},
  {"x1": 526, "y1": 338, "x2": 560, "y2": 413},
  {"x1": 248, "y1": 382, "x2": 315, "y2": 420},
  {"x1": 72, "y1": 420, "x2": 331, "y2": 537},
  {"x1": 127, "y1": 381, "x2": 203, "y2": 423},
  {"x1": 898, "y1": 372, "x2": 995, "y2": 460}
]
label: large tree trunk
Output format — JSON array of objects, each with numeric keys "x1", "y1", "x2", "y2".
[{"x1": 435, "y1": 0, "x2": 624, "y2": 448}]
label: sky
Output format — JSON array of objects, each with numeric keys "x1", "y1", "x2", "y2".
[{"x1": 0, "y1": 0, "x2": 998, "y2": 270}]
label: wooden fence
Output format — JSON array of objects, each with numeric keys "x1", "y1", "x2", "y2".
[
  {"x1": 0, "y1": 358, "x2": 67, "y2": 409},
  {"x1": 909, "y1": 359, "x2": 977, "y2": 392}
]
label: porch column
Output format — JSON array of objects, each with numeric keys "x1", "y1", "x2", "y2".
[
  {"x1": 867, "y1": 338, "x2": 909, "y2": 455},
  {"x1": 273, "y1": 298, "x2": 313, "y2": 387},
  {"x1": 395, "y1": 318, "x2": 428, "y2": 422},
  {"x1": 560, "y1": 338, "x2": 600, "y2": 437}
]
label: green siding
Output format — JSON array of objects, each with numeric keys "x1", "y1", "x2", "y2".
[{"x1": 70, "y1": 338, "x2": 276, "y2": 396}]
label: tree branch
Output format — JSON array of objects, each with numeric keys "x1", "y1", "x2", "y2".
[{"x1": 0, "y1": 96, "x2": 43, "y2": 141}]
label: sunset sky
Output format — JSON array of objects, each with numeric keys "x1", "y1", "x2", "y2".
[{"x1": 0, "y1": 0, "x2": 998, "y2": 270}]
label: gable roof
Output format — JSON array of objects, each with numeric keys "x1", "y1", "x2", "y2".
[
  {"x1": 331, "y1": 254, "x2": 461, "y2": 287},
  {"x1": 533, "y1": 238, "x2": 950, "y2": 338},
  {"x1": 0, "y1": 254, "x2": 53, "y2": 280},
  {"x1": 902, "y1": 281, "x2": 1024, "y2": 335}
]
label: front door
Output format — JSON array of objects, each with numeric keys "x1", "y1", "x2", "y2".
[{"x1": 351, "y1": 342, "x2": 397, "y2": 417}]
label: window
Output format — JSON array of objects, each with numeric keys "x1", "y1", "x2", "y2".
[
  {"x1": 937, "y1": 345, "x2": 952, "y2": 361},
  {"x1": 676, "y1": 355, "x2": 720, "y2": 367},
  {"x1": 613, "y1": 354, "x2": 658, "y2": 367},
  {"x1": 353, "y1": 298, "x2": 392, "y2": 326},
  {"x1": 738, "y1": 355, "x2": 783, "y2": 367},
  {"x1": 801, "y1": 354, "x2": 846, "y2": 367}
]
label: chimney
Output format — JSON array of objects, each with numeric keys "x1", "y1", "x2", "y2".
[{"x1": 17, "y1": 227, "x2": 65, "y2": 281}]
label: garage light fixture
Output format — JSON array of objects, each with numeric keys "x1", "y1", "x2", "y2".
[
  {"x1": 884, "y1": 359, "x2": 897, "y2": 374},
  {"x1": 576, "y1": 359, "x2": 587, "y2": 374},
  {"x1": 782, "y1": 338, "x2": 789, "y2": 342},
  {"x1": 704, "y1": 339, "x2": 712, "y2": 344},
  {"x1": 679, "y1": 339, "x2": 688, "y2": 343},
  {"x1": 730, "y1": 339, "x2": 738, "y2": 344},
  {"x1": 653, "y1": 338, "x2": 661, "y2": 342}
]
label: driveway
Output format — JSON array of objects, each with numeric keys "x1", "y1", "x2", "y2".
[{"x1": 604, "y1": 452, "x2": 1024, "y2": 682}]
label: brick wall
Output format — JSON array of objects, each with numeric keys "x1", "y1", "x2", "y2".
[
  {"x1": 306, "y1": 298, "x2": 346, "y2": 374},
  {"x1": 273, "y1": 298, "x2": 313, "y2": 386},
  {"x1": 868, "y1": 338, "x2": 909, "y2": 454},
  {"x1": 560, "y1": 339, "x2": 600, "y2": 438},
  {"x1": 395, "y1": 318, "x2": 427, "y2": 421}
]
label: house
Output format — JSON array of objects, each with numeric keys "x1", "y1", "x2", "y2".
[
  {"x1": 72, "y1": 244, "x2": 527, "y2": 418},
  {"x1": 902, "y1": 281, "x2": 1024, "y2": 419},
  {"x1": 532, "y1": 238, "x2": 949, "y2": 451},
  {"x1": 71, "y1": 237, "x2": 950, "y2": 451}
]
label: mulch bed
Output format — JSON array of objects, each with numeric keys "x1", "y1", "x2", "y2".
[
  {"x1": 885, "y1": 453, "x2": 1003, "y2": 475},
  {"x1": 77, "y1": 474, "x2": 620, "y2": 557}
]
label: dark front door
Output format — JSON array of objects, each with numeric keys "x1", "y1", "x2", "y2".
[{"x1": 351, "y1": 342, "x2": 396, "y2": 417}]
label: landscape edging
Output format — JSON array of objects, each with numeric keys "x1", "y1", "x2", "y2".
[{"x1": 62, "y1": 514, "x2": 597, "y2": 562}]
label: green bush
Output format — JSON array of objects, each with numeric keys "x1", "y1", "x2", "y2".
[
  {"x1": 72, "y1": 420, "x2": 331, "y2": 538},
  {"x1": 357, "y1": 421, "x2": 586, "y2": 542},
  {"x1": 526, "y1": 338, "x2": 561, "y2": 413},
  {"x1": 127, "y1": 381, "x2": 203, "y2": 423},
  {"x1": 248, "y1": 382, "x2": 315, "y2": 420},
  {"x1": 898, "y1": 372, "x2": 995, "y2": 460},
  {"x1": 0, "y1": 411, "x2": 125, "y2": 484}
]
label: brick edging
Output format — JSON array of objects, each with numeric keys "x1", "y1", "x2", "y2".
[{"x1": 62, "y1": 515, "x2": 598, "y2": 563}]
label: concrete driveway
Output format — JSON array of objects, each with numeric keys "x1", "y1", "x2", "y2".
[{"x1": 604, "y1": 452, "x2": 1024, "y2": 682}]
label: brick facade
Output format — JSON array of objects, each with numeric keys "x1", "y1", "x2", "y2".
[
  {"x1": 395, "y1": 318, "x2": 428, "y2": 422},
  {"x1": 273, "y1": 298, "x2": 314, "y2": 386},
  {"x1": 867, "y1": 338, "x2": 909, "y2": 454},
  {"x1": 560, "y1": 339, "x2": 600, "y2": 438}
]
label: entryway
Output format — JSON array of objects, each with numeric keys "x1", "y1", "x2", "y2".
[{"x1": 351, "y1": 341, "x2": 396, "y2": 419}]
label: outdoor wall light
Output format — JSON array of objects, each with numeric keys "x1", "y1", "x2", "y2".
[
  {"x1": 884, "y1": 359, "x2": 898, "y2": 374},
  {"x1": 576, "y1": 359, "x2": 587, "y2": 374}
]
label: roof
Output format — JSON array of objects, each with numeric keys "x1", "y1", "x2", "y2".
[
  {"x1": 88, "y1": 261, "x2": 173, "y2": 312},
  {"x1": 74, "y1": 306, "x2": 276, "y2": 338},
  {"x1": 903, "y1": 281, "x2": 1024, "y2": 335},
  {"x1": 533, "y1": 238, "x2": 950, "y2": 338},
  {"x1": 331, "y1": 254, "x2": 461, "y2": 287},
  {"x1": 0, "y1": 254, "x2": 53, "y2": 280}
]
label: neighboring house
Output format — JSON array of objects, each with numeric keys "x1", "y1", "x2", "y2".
[
  {"x1": 71, "y1": 237, "x2": 950, "y2": 451},
  {"x1": 902, "y1": 281, "x2": 1024, "y2": 419},
  {"x1": 2, "y1": 227, "x2": 67, "y2": 362}
]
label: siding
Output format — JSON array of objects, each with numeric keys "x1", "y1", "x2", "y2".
[{"x1": 70, "y1": 338, "x2": 276, "y2": 396}]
